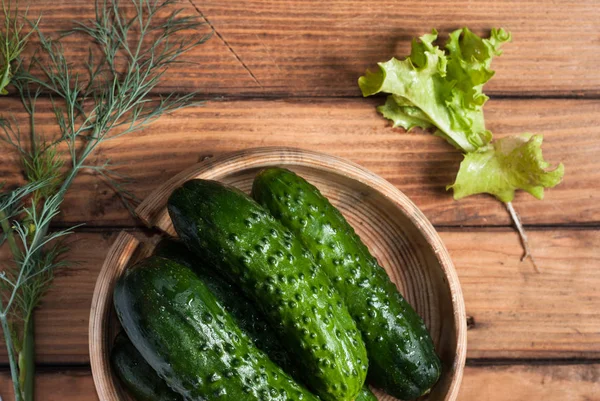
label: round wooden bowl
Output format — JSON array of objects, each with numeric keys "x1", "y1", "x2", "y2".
[{"x1": 89, "y1": 147, "x2": 466, "y2": 401}]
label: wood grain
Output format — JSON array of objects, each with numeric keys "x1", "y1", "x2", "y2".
[
  {"x1": 0, "y1": 229, "x2": 597, "y2": 365},
  {"x1": 2, "y1": 363, "x2": 600, "y2": 401},
  {"x1": 1, "y1": 98, "x2": 597, "y2": 227},
  {"x1": 0, "y1": 231, "x2": 120, "y2": 364},
  {"x1": 13, "y1": 0, "x2": 255, "y2": 97},
  {"x1": 442, "y1": 229, "x2": 600, "y2": 359},
  {"x1": 0, "y1": 0, "x2": 594, "y2": 399},
  {"x1": 0, "y1": 369, "x2": 98, "y2": 401},
  {"x1": 459, "y1": 363, "x2": 600, "y2": 401},
  {"x1": 13, "y1": 0, "x2": 600, "y2": 97}
]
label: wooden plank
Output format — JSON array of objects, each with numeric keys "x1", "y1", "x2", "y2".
[
  {"x1": 1, "y1": 98, "x2": 597, "y2": 227},
  {"x1": 459, "y1": 363, "x2": 600, "y2": 401},
  {"x1": 195, "y1": 0, "x2": 600, "y2": 97},
  {"x1": 13, "y1": 0, "x2": 600, "y2": 97},
  {"x1": 442, "y1": 229, "x2": 600, "y2": 359},
  {"x1": 0, "y1": 369, "x2": 98, "y2": 401},
  {"x1": 2, "y1": 363, "x2": 600, "y2": 401},
  {"x1": 0, "y1": 229, "x2": 597, "y2": 364},
  {"x1": 0, "y1": 231, "x2": 120, "y2": 364},
  {"x1": 14, "y1": 0, "x2": 257, "y2": 97}
]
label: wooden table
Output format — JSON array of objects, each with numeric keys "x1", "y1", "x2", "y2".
[{"x1": 1, "y1": 0, "x2": 599, "y2": 400}]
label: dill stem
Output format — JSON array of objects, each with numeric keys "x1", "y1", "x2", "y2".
[
  {"x1": 33, "y1": 153, "x2": 88, "y2": 242},
  {"x1": 0, "y1": 312, "x2": 23, "y2": 401},
  {"x1": 0, "y1": 213, "x2": 24, "y2": 400},
  {"x1": 0, "y1": 152, "x2": 83, "y2": 401},
  {"x1": 18, "y1": 314, "x2": 34, "y2": 401}
]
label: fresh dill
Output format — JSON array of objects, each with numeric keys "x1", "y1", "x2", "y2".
[
  {"x1": 0, "y1": 0, "x2": 39, "y2": 94},
  {"x1": 0, "y1": 1, "x2": 210, "y2": 400}
]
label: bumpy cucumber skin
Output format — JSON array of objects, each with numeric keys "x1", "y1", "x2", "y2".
[
  {"x1": 156, "y1": 239, "x2": 376, "y2": 401},
  {"x1": 154, "y1": 239, "x2": 295, "y2": 375},
  {"x1": 355, "y1": 386, "x2": 378, "y2": 401},
  {"x1": 252, "y1": 168, "x2": 442, "y2": 400},
  {"x1": 114, "y1": 256, "x2": 318, "y2": 401},
  {"x1": 167, "y1": 180, "x2": 368, "y2": 401},
  {"x1": 111, "y1": 332, "x2": 183, "y2": 401},
  {"x1": 112, "y1": 306, "x2": 377, "y2": 401}
]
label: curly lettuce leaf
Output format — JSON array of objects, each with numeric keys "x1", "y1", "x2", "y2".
[
  {"x1": 378, "y1": 95, "x2": 434, "y2": 131},
  {"x1": 445, "y1": 27, "x2": 510, "y2": 109},
  {"x1": 359, "y1": 28, "x2": 510, "y2": 153},
  {"x1": 449, "y1": 134, "x2": 564, "y2": 202}
]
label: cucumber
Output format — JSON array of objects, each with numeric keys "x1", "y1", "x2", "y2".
[
  {"x1": 156, "y1": 239, "x2": 377, "y2": 401},
  {"x1": 154, "y1": 239, "x2": 295, "y2": 376},
  {"x1": 113, "y1": 332, "x2": 368, "y2": 401},
  {"x1": 113, "y1": 318, "x2": 377, "y2": 401},
  {"x1": 111, "y1": 332, "x2": 182, "y2": 401},
  {"x1": 167, "y1": 179, "x2": 368, "y2": 401},
  {"x1": 252, "y1": 168, "x2": 442, "y2": 400},
  {"x1": 356, "y1": 387, "x2": 378, "y2": 401},
  {"x1": 114, "y1": 255, "x2": 319, "y2": 401}
]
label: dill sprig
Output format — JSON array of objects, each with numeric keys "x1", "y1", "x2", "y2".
[
  {"x1": 0, "y1": 0, "x2": 39, "y2": 94},
  {"x1": 0, "y1": 1, "x2": 209, "y2": 400}
]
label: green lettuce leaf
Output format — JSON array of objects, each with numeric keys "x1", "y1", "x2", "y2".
[
  {"x1": 358, "y1": 28, "x2": 510, "y2": 153},
  {"x1": 449, "y1": 134, "x2": 564, "y2": 202},
  {"x1": 377, "y1": 95, "x2": 434, "y2": 131}
]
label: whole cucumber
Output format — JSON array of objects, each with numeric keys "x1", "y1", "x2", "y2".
[
  {"x1": 168, "y1": 179, "x2": 368, "y2": 401},
  {"x1": 112, "y1": 330, "x2": 378, "y2": 401},
  {"x1": 114, "y1": 255, "x2": 319, "y2": 401},
  {"x1": 156, "y1": 239, "x2": 378, "y2": 401},
  {"x1": 111, "y1": 332, "x2": 182, "y2": 401},
  {"x1": 252, "y1": 168, "x2": 442, "y2": 400}
]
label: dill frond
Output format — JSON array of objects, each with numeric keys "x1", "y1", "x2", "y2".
[
  {"x1": 0, "y1": 1, "x2": 209, "y2": 400},
  {"x1": 0, "y1": 0, "x2": 39, "y2": 94}
]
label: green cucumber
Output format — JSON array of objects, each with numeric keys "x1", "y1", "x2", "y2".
[
  {"x1": 167, "y1": 179, "x2": 368, "y2": 401},
  {"x1": 156, "y1": 239, "x2": 378, "y2": 401},
  {"x1": 113, "y1": 317, "x2": 377, "y2": 401},
  {"x1": 111, "y1": 332, "x2": 182, "y2": 401},
  {"x1": 154, "y1": 239, "x2": 295, "y2": 376},
  {"x1": 114, "y1": 255, "x2": 319, "y2": 401},
  {"x1": 252, "y1": 168, "x2": 442, "y2": 400},
  {"x1": 356, "y1": 387, "x2": 378, "y2": 401}
]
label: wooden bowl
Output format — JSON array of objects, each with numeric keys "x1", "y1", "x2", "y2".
[{"x1": 89, "y1": 147, "x2": 466, "y2": 401}]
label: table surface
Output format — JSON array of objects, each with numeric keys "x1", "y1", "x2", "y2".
[{"x1": 0, "y1": 0, "x2": 599, "y2": 400}]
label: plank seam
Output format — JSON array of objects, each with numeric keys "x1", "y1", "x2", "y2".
[
  {"x1": 466, "y1": 358, "x2": 600, "y2": 367},
  {"x1": 186, "y1": 0, "x2": 263, "y2": 88}
]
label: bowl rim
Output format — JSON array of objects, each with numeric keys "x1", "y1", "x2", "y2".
[{"x1": 89, "y1": 146, "x2": 467, "y2": 401}]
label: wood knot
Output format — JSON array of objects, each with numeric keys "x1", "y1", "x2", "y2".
[{"x1": 466, "y1": 315, "x2": 475, "y2": 330}]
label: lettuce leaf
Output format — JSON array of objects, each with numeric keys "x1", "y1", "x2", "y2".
[
  {"x1": 359, "y1": 27, "x2": 565, "y2": 266},
  {"x1": 358, "y1": 28, "x2": 510, "y2": 153},
  {"x1": 449, "y1": 134, "x2": 564, "y2": 202}
]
